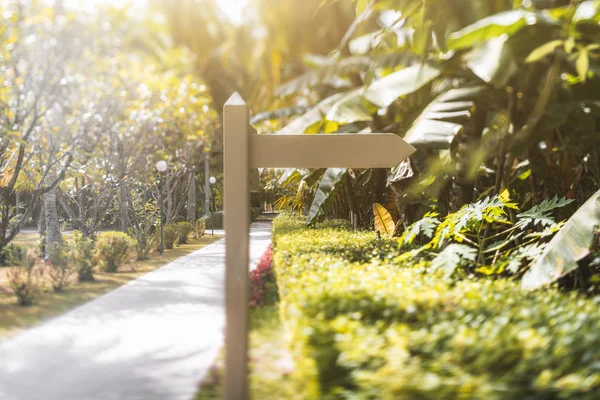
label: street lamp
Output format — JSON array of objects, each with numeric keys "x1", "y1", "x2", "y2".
[
  {"x1": 209, "y1": 176, "x2": 216, "y2": 236},
  {"x1": 156, "y1": 160, "x2": 167, "y2": 255}
]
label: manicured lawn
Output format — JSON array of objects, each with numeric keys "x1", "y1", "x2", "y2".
[{"x1": 0, "y1": 235, "x2": 222, "y2": 338}]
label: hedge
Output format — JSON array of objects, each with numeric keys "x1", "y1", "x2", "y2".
[{"x1": 272, "y1": 213, "x2": 600, "y2": 399}]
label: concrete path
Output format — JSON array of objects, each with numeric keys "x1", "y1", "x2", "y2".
[{"x1": 0, "y1": 222, "x2": 272, "y2": 400}]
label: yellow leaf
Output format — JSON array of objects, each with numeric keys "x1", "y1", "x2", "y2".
[
  {"x1": 499, "y1": 189, "x2": 511, "y2": 203},
  {"x1": 356, "y1": 0, "x2": 368, "y2": 16},
  {"x1": 373, "y1": 203, "x2": 395, "y2": 237},
  {"x1": 576, "y1": 49, "x2": 589, "y2": 83},
  {"x1": 15, "y1": 76, "x2": 23, "y2": 86}
]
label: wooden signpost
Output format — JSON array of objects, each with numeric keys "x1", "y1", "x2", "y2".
[{"x1": 222, "y1": 93, "x2": 416, "y2": 399}]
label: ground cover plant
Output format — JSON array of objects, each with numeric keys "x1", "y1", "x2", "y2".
[{"x1": 272, "y1": 213, "x2": 600, "y2": 399}]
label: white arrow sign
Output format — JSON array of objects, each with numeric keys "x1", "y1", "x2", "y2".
[{"x1": 222, "y1": 93, "x2": 415, "y2": 399}]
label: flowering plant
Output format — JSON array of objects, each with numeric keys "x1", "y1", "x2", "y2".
[{"x1": 249, "y1": 245, "x2": 278, "y2": 307}]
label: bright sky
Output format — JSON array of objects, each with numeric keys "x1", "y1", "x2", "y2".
[{"x1": 60, "y1": 0, "x2": 248, "y2": 24}]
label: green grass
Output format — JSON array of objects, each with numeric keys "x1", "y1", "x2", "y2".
[
  {"x1": 0, "y1": 235, "x2": 222, "y2": 337},
  {"x1": 195, "y1": 305, "x2": 295, "y2": 400}
]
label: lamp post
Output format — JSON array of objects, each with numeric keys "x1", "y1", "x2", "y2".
[
  {"x1": 156, "y1": 160, "x2": 167, "y2": 255},
  {"x1": 209, "y1": 176, "x2": 216, "y2": 236}
]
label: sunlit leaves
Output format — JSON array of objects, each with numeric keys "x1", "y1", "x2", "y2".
[
  {"x1": 431, "y1": 244, "x2": 477, "y2": 277},
  {"x1": 398, "y1": 211, "x2": 440, "y2": 246},
  {"x1": 516, "y1": 196, "x2": 573, "y2": 229},
  {"x1": 373, "y1": 203, "x2": 395, "y2": 237},
  {"x1": 447, "y1": 10, "x2": 558, "y2": 50},
  {"x1": 522, "y1": 190, "x2": 600, "y2": 290},
  {"x1": 363, "y1": 63, "x2": 440, "y2": 108},
  {"x1": 525, "y1": 40, "x2": 563, "y2": 63}
]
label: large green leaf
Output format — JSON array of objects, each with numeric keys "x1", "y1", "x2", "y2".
[
  {"x1": 467, "y1": 36, "x2": 519, "y2": 87},
  {"x1": 363, "y1": 64, "x2": 440, "y2": 108},
  {"x1": 325, "y1": 88, "x2": 374, "y2": 124},
  {"x1": 572, "y1": 0, "x2": 600, "y2": 35},
  {"x1": 447, "y1": 10, "x2": 558, "y2": 50},
  {"x1": 404, "y1": 86, "x2": 487, "y2": 149},
  {"x1": 522, "y1": 189, "x2": 600, "y2": 291},
  {"x1": 277, "y1": 93, "x2": 345, "y2": 134},
  {"x1": 306, "y1": 168, "x2": 347, "y2": 225}
]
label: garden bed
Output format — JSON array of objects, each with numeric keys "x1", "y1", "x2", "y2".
[
  {"x1": 272, "y1": 213, "x2": 600, "y2": 399},
  {"x1": 0, "y1": 234, "x2": 222, "y2": 337}
]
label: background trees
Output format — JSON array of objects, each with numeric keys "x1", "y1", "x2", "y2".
[{"x1": 0, "y1": 1, "x2": 218, "y2": 253}]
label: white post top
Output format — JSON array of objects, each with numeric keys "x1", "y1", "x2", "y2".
[{"x1": 224, "y1": 92, "x2": 247, "y2": 106}]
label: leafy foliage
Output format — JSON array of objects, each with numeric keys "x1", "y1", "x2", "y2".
[
  {"x1": 94, "y1": 232, "x2": 135, "y2": 273},
  {"x1": 6, "y1": 250, "x2": 43, "y2": 306},
  {"x1": 272, "y1": 214, "x2": 600, "y2": 399},
  {"x1": 47, "y1": 243, "x2": 75, "y2": 292},
  {"x1": 70, "y1": 231, "x2": 97, "y2": 282},
  {"x1": 523, "y1": 189, "x2": 600, "y2": 290}
]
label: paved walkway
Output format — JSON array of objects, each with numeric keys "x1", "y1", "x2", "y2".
[{"x1": 0, "y1": 222, "x2": 272, "y2": 400}]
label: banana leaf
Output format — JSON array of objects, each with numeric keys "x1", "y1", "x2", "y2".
[
  {"x1": 306, "y1": 168, "x2": 347, "y2": 225},
  {"x1": 522, "y1": 189, "x2": 600, "y2": 290},
  {"x1": 467, "y1": 37, "x2": 518, "y2": 88},
  {"x1": 404, "y1": 86, "x2": 488, "y2": 149},
  {"x1": 448, "y1": 10, "x2": 558, "y2": 50},
  {"x1": 363, "y1": 64, "x2": 440, "y2": 108},
  {"x1": 373, "y1": 203, "x2": 395, "y2": 237},
  {"x1": 277, "y1": 93, "x2": 345, "y2": 134}
]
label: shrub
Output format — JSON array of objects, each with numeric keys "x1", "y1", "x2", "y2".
[
  {"x1": 0, "y1": 244, "x2": 26, "y2": 266},
  {"x1": 7, "y1": 249, "x2": 44, "y2": 306},
  {"x1": 160, "y1": 225, "x2": 178, "y2": 250},
  {"x1": 129, "y1": 225, "x2": 157, "y2": 261},
  {"x1": 94, "y1": 232, "x2": 135, "y2": 272},
  {"x1": 249, "y1": 245, "x2": 277, "y2": 308},
  {"x1": 71, "y1": 231, "x2": 96, "y2": 281},
  {"x1": 204, "y1": 211, "x2": 224, "y2": 230},
  {"x1": 47, "y1": 242, "x2": 75, "y2": 292},
  {"x1": 272, "y1": 213, "x2": 600, "y2": 399},
  {"x1": 175, "y1": 221, "x2": 194, "y2": 245},
  {"x1": 193, "y1": 217, "x2": 206, "y2": 239},
  {"x1": 128, "y1": 199, "x2": 159, "y2": 260}
]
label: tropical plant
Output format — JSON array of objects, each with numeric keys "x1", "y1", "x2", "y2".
[
  {"x1": 6, "y1": 249, "x2": 44, "y2": 306},
  {"x1": 250, "y1": 0, "x2": 600, "y2": 234},
  {"x1": 71, "y1": 231, "x2": 97, "y2": 282},
  {"x1": 94, "y1": 232, "x2": 135, "y2": 273},
  {"x1": 47, "y1": 242, "x2": 75, "y2": 292},
  {"x1": 174, "y1": 221, "x2": 194, "y2": 245}
]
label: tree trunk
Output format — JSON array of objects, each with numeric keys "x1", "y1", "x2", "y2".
[
  {"x1": 120, "y1": 181, "x2": 129, "y2": 232},
  {"x1": 186, "y1": 171, "x2": 196, "y2": 221},
  {"x1": 38, "y1": 200, "x2": 46, "y2": 236},
  {"x1": 44, "y1": 188, "x2": 62, "y2": 259}
]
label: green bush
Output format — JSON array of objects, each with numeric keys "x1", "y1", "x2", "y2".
[
  {"x1": 204, "y1": 211, "x2": 223, "y2": 230},
  {"x1": 7, "y1": 249, "x2": 43, "y2": 306},
  {"x1": 193, "y1": 218, "x2": 206, "y2": 239},
  {"x1": 47, "y1": 242, "x2": 75, "y2": 292},
  {"x1": 272, "y1": 213, "x2": 600, "y2": 399},
  {"x1": 94, "y1": 232, "x2": 135, "y2": 272},
  {"x1": 0, "y1": 244, "x2": 26, "y2": 266},
  {"x1": 175, "y1": 221, "x2": 194, "y2": 245},
  {"x1": 129, "y1": 225, "x2": 156, "y2": 261},
  {"x1": 161, "y1": 225, "x2": 178, "y2": 249},
  {"x1": 70, "y1": 231, "x2": 96, "y2": 281}
]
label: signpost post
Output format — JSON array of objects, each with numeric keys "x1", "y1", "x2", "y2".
[{"x1": 222, "y1": 93, "x2": 416, "y2": 400}]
